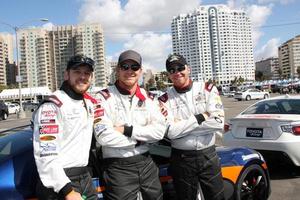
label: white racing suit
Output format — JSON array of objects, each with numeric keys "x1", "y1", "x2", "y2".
[
  {"x1": 33, "y1": 86, "x2": 97, "y2": 199},
  {"x1": 158, "y1": 81, "x2": 225, "y2": 200},
  {"x1": 94, "y1": 84, "x2": 166, "y2": 200}
]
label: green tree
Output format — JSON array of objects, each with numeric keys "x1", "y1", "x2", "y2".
[
  {"x1": 277, "y1": 68, "x2": 283, "y2": 80},
  {"x1": 0, "y1": 84, "x2": 8, "y2": 92},
  {"x1": 255, "y1": 71, "x2": 264, "y2": 81},
  {"x1": 297, "y1": 67, "x2": 300, "y2": 78}
]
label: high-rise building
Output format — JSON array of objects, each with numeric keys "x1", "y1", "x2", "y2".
[
  {"x1": 171, "y1": 5, "x2": 255, "y2": 86},
  {"x1": 255, "y1": 57, "x2": 279, "y2": 80},
  {"x1": 0, "y1": 33, "x2": 13, "y2": 85},
  {"x1": 18, "y1": 28, "x2": 54, "y2": 90},
  {"x1": 75, "y1": 24, "x2": 106, "y2": 87},
  {"x1": 6, "y1": 62, "x2": 17, "y2": 86},
  {"x1": 17, "y1": 23, "x2": 106, "y2": 91},
  {"x1": 278, "y1": 35, "x2": 300, "y2": 78},
  {"x1": 108, "y1": 61, "x2": 117, "y2": 85}
]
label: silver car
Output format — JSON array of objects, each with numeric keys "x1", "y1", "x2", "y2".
[
  {"x1": 234, "y1": 88, "x2": 269, "y2": 101},
  {"x1": 223, "y1": 95, "x2": 300, "y2": 166}
]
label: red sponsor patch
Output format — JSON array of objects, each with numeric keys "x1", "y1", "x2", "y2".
[
  {"x1": 39, "y1": 125, "x2": 59, "y2": 134},
  {"x1": 40, "y1": 119, "x2": 56, "y2": 124},
  {"x1": 41, "y1": 110, "x2": 58, "y2": 118},
  {"x1": 94, "y1": 108, "x2": 104, "y2": 118}
]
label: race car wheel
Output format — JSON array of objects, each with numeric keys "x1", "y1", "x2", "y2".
[
  {"x1": 235, "y1": 164, "x2": 269, "y2": 200},
  {"x1": 246, "y1": 95, "x2": 251, "y2": 101}
]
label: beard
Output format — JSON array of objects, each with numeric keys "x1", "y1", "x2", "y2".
[{"x1": 68, "y1": 80, "x2": 90, "y2": 94}]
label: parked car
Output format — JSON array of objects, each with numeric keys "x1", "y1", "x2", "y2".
[
  {"x1": 234, "y1": 89, "x2": 269, "y2": 101},
  {"x1": 22, "y1": 102, "x2": 39, "y2": 112},
  {"x1": 0, "y1": 101, "x2": 9, "y2": 120},
  {"x1": 0, "y1": 128, "x2": 271, "y2": 199},
  {"x1": 223, "y1": 95, "x2": 300, "y2": 166},
  {"x1": 7, "y1": 104, "x2": 20, "y2": 114}
]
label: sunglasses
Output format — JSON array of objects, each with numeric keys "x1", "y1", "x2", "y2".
[
  {"x1": 167, "y1": 65, "x2": 186, "y2": 74},
  {"x1": 69, "y1": 55, "x2": 95, "y2": 67},
  {"x1": 119, "y1": 63, "x2": 141, "y2": 71}
]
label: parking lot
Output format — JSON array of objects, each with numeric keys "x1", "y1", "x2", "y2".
[
  {"x1": 222, "y1": 94, "x2": 300, "y2": 200},
  {"x1": 1, "y1": 94, "x2": 300, "y2": 199}
]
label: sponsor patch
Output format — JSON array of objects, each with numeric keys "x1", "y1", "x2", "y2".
[
  {"x1": 158, "y1": 93, "x2": 168, "y2": 103},
  {"x1": 41, "y1": 110, "x2": 58, "y2": 118},
  {"x1": 40, "y1": 135, "x2": 57, "y2": 141},
  {"x1": 137, "y1": 100, "x2": 144, "y2": 107},
  {"x1": 40, "y1": 153, "x2": 58, "y2": 157},
  {"x1": 40, "y1": 142, "x2": 57, "y2": 153},
  {"x1": 94, "y1": 108, "x2": 104, "y2": 118},
  {"x1": 215, "y1": 103, "x2": 223, "y2": 109},
  {"x1": 94, "y1": 118, "x2": 102, "y2": 124},
  {"x1": 40, "y1": 119, "x2": 56, "y2": 124},
  {"x1": 39, "y1": 125, "x2": 59, "y2": 134},
  {"x1": 94, "y1": 123, "x2": 107, "y2": 136}
]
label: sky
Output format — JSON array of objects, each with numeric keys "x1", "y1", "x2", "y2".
[{"x1": 1, "y1": 0, "x2": 300, "y2": 72}]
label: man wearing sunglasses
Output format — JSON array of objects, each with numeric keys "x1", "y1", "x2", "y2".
[
  {"x1": 33, "y1": 54, "x2": 97, "y2": 200},
  {"x1": 94, "y1": 50, "x2": 165, "y2": 200},
  {"x1": 158, "y1": 53, "x2": 225, "y2": 200}
]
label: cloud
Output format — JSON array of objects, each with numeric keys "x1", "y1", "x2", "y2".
[
  {"x1": 78, "y1": 0, "x2": 199, "y2": 71},
  {"x1": 42, "y1": 22, "x2": 55, "y2": 31},
  {"x1": 227, "y1": 0, "x2": 272, "y2": 47},
  {"x1": 122, "y1": 32, "x2": 172, "y2": 72},
  {"x1": 79, "y1": 0, "x2": 199, "y2": 39},
  {"x1": 254, "y1": 38, "x2": 280, "y2": 61}
]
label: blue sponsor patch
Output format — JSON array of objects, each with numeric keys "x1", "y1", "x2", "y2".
[
  {"x1": 40, "y1": 142, "x2": 57, "y2": 153},
  {"x1": 94, "y1": 124, "x2": 107, "y2": 136}
]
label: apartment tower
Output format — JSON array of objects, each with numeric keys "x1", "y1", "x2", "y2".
[
  {"x1": 278, "y1": 35, "x2": 300, "y2": 78},
  {"x1": 0, "y1": 33, "x2": 13, "y2": 85},
  {"x1": 171, "y1": 5, "x2": 255, "y2": 86},
  {"x1": 17, "y1": 23, "x2": 106, "y2": 91}
]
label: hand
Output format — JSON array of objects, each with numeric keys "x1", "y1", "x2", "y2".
[
  {"x1": 114, "y1": 125, "x2": 124, "y2": 134},
  {"x1": 65, "y1": 190, "x2": 83, "y2": 200},
  {"x1": 202, "y1": 112, "x2": 210, "y2": 119}
]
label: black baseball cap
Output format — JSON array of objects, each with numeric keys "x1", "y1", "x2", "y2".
[
  {"x1": 67, "y1": 54, "x2": 95, "y2": 71},
  {"x1": 166, "y1": 53, "x2": 187, "y2": 70},
  {"x1": 118, "y1": 50, "x2": 142, "y2": 65}
]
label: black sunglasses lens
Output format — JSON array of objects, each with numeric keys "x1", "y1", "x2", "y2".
[
  {"x1": 120, "y1": 63, "x2": 140, "y2": 71},
  {"x1": 178, "y1": 65, "x2": 185, "y2": 72},
  {"x1": 168, "y1": 65, "x2": 185, "y2": 74},
  {"x1": 120, "y1": 64, "x2": 129, "y2": 70},
  {"x1": 168, "y1": 68, "x2": 176, "y2": 74},
  {"x1": 131, "y1": 64, "x2": 141, "y2": 71}
]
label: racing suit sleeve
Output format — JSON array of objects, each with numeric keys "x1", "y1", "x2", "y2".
[
  {"x1": 94, "y1": 93, "x2": 136, "y2": 148},
  {"x1": 128, "y1": 99, "x2": 166, "y2": 143},
  {"x1": 196, "y1": 85, "x2": 225, "y2": 131},
  {"x1": 33, "y1": 103, "x2": 71, "y2": 194},
  {"x1": 160, "y1": 100, "x2": 200, "y2": 140}
]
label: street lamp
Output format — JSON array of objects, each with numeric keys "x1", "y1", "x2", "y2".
[{"x1": 0, "y1": 18, "x2": 48, "y2": 118}]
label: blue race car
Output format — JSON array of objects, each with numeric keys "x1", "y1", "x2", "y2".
[{"x1": 0, "y1": 128, "x2": 271, "y2": 200}]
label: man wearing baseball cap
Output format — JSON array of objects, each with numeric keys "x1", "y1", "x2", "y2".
[
  {"x1": 94, "y1": 50, "x2": 165, "y2": 200},
  {"x1": 158, "y1": 53, "x2": 225, "y2": 200},
  {"x1": 33, "y1": 54, "x2": 97, "y2": 200}
]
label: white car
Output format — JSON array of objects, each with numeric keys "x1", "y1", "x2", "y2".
[
  {"x1": 234, "y1": 88, "x2": 269, "y2": 101},
  {"x1": 7, "y1": 104, "x2": 20, "y2": 114},
  {"x1": 223, "y1": 95, "x2": 300, "y2": 166}
]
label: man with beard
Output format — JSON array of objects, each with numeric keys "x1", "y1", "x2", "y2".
[
  {"x1": 33, "y1": 55, "x2": 97, "y2": 200},
  {"x1": 158, "y1": 53, "x2": 225, "y2": 200},
  {"x1": 94, "y1": 50, "x2": 165, "y2": 200}
]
